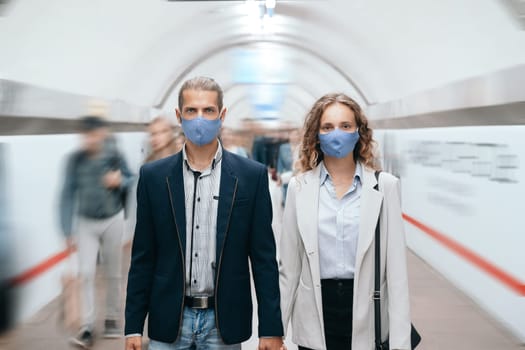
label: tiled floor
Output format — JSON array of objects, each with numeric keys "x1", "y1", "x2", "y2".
[
  {"x1": 0, "y1": 249, "x2": 523, "y2": 350},
  {"x1": 405, "y1": 252, "x2": 524, "y2": 350}
]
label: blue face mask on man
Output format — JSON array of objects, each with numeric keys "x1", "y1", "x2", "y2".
[
  {"x1": 181, "y1": 115, "x2": 222, "y2": 147},
  {"x1": 318, "y1": 128, "x2": 359, "y2": 158}
]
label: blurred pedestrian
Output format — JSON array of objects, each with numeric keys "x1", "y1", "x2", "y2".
[
  {"x1": 59, "y1": 116, "x2": 134, "y2": 348},
  {"x1": 145, "y1": 116, "x2": 180, "y2": 163},
  {"x1": 277, "y1": 128, "x2": 301, "y2": 206},
  {"x1": 221, "y1": 128, "x2": 249, "y2": 157}
]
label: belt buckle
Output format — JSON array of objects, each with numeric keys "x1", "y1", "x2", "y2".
[{"x1": 192, "y1": 296, "x2": 208, "y2": 309}]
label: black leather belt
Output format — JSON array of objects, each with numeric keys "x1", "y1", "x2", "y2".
[{"x1": 184, "y1": 296, "x2": 215, "y2": 309}]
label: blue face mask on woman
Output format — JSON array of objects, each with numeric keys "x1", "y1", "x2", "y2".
[
  {"x1": 181, "y1": 115, "x2": 222, "y2": 147},
  {"x1": 318, "y1": 128, "x2": 359, "y2": 158}
]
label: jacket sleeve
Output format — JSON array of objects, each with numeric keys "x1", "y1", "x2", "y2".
[
  {"x1": 124, "y1": 166, "x2": 156, "y2": 336},
  {"x1": 278, "y1": 177, "x2": 303, "y2": 338},
  {"x1": 249, "y1": 166, "x2": 284, "y2": 338},
  {"x1": 59, "y1": 154, "x2": 77, "y2": 237},
  {"x1": 384, "y1": 177, "x2": 412, "y2": 349}
]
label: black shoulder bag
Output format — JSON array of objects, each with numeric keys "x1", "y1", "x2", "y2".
[{"x1": 374, "y1": 171, "x2": 421, "y2": 350}]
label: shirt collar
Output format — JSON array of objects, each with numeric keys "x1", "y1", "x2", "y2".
[
  {"x1": 320, "y1": 161, "x2": 362, "y2": 186},
  {"x1": 182, "y1": 139, "x2": 223, "y2": 172}
]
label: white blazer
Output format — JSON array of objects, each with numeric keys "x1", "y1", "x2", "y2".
[{"x1": 279, "y1": 163, "x2": 412, "y2": 350}]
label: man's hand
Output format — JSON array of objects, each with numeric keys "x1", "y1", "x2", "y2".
[
  {"x1": 103, "y1": 169, "x2": 122, "y2": 189},
  {"x1": 125, "y1": 336, "x2": 142, "y2": 350},
  {"x1": 258, "y1": 337, "x2": 285, "y2": 350}
]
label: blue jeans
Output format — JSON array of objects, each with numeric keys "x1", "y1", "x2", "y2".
[{"x1": 149, "y1": 307, "x2": 241, "y2": 350}]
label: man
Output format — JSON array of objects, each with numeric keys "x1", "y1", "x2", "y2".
[
  {"x1": 125, "y1": 77, "x2": 284, "y2": 350},
  {"x1": 60, "y1": 116, "x2": 134, "y2": 348}
]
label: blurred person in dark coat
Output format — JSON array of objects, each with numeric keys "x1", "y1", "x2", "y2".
[
  {"x1": 277, "y1": 129, "x2": 301, "y2": 206},
  {"x1": 59, "y1": 116, "x2": 134, "y2": 348}
]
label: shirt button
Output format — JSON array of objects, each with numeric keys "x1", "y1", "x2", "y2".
[
  {"x1": 194, "y1": 253, "x2": 198, "y2": 257},
  {"x1": 197, "y1": 197, "x2": 200, "y2": 202},
  {"x1": 193, "y1": 280, "x2": 197, "y2": 284},
  {"x1": 196, "y1": 225, "x2": 199, "y2": 229}
]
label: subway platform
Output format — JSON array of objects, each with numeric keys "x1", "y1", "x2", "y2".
[{"x1": 0, "y1": 247, "x2": 523, "y2": 350}]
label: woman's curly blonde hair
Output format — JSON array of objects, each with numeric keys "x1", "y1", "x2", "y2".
[{"x1": 297, "y1": 93, "x2": 379, "y2": 173}]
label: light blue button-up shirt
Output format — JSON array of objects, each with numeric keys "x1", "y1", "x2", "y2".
[{"x1": 318, "y1": 161, "x2": 362, "y2": 280}]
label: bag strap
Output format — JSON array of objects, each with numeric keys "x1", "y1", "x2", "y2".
[{"x1": 373, "y1": 170, "x2": 383, "y2": 350}]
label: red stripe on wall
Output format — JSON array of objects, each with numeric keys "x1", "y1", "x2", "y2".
[
  {"x1": 7, "y1": 216, "x2": 525, "y2": 298},
  {"x1": 403, "y1": 213, "x2": 525, "y2": 296},
  {"x1": 8, "y1": 249, "x2": 72, "y2": 287}
]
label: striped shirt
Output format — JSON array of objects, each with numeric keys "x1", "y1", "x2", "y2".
[{"x1": 182, "y1": 142, "x2": 222, "y2": 296}]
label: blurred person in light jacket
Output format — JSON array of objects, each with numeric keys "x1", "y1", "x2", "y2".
[
  {"x1": 59, "y1": 116, "x2": 134, "y2": 348},
  {"x1": 144, "y1": 116, "x2": 181, "y2": 163}
]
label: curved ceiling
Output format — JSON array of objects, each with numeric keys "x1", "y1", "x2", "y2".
[{"x1": 1, "y1": 0, "x2": 524, "y2": 127}]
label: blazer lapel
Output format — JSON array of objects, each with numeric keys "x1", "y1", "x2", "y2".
[
  {"x1": 354, "y1": 166, "x2": 383, "y2": 277},
  {"x1": 295, "y1": 165, "x2": 324, "y2": 324},
  {"x1": 215, "y1": 152, "x2": 238, "y2": 262},
  {"x1": 166, "y1": 152, "x2": 187, "y2": 252},
  {"x1": 296, "y1": 166, "x2": 321, "y2": 265}
]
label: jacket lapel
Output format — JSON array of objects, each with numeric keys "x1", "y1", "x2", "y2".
[
  {"x1": 354, "y1": 167, "x2": 383, "y2": 278},
  {"x1": 295, "y1": 165, "x2": 324, "y2": 325},
  {"x1": 296, "y1": 165, "x2": 321, "y2": 268},
  {"x1": 215, "y1": 151, "x2": 238, "y2": 262},
  {"x1": 166, "y1": 152, "x2": 187, "y2": 252}
]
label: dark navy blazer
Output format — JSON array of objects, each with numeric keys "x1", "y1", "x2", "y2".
[{"x1": 124, "y1": 150, "x2": 283, "y2": 344}]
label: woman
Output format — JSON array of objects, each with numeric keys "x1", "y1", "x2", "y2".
[{"x1": 279, "y1": 93, "x2": 412, "y2": 350}]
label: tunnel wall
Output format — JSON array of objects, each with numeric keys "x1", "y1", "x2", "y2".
[{"x1": 375, "y1": 126, "x2": 525, "y2": 342}]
